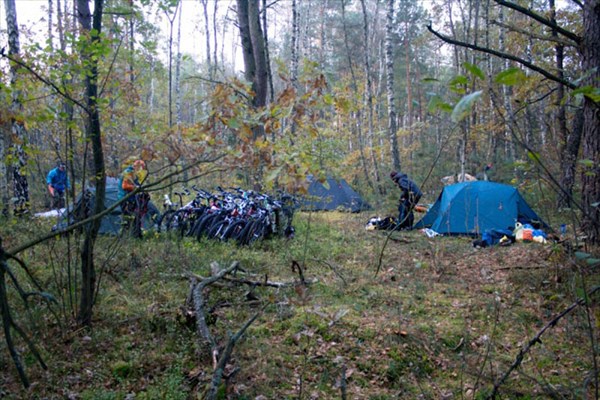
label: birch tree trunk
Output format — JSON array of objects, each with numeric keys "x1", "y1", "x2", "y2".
[
  {"x1": 291, "y1": 0, "x2": 299, "y2": 87},
  {"x1": 385, "y1": 0, "x2": 401, "y2": 172},
  {"x1": 175, "y1": 7, "x2": 182, "y2": 127},
  {"x1": 164, "y1": 2, "x2": 180, "y2": 128},
  {"x1": 4, "y1": 0, "x2": 30, "y2": 216},
  {"x1": 48, "y1": 0, "x2": 54, "y2": 48},
  {"x1": 128, "y1": 0, "x2": 136, "y2": 129}
]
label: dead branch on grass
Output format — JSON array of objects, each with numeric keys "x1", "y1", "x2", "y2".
[
  {"x1": 310, "y1": 258, "x2": 347, "y2": 286},
  {"x1": 488, "y1": 285, "x2": 600, "y2": 399},
  {"x1": 206, "y1": 310, "x2": 262, "y2": 400},
  {"x1": 188, "y1": 260, "x2": 295, "y2": 398},
  {"x1": 188, "y1": 270, "x2": 315, "y2": 289},
  {"x1": 189, "y1": 261, "x2": 240, "y2": 368}
]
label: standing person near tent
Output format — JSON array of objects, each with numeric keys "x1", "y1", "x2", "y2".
[
  {"x1": 118, "y1": 159, "x2": 149, "y2": 237},
  {"x1": 47, "y1": 161, "x2": 70, "y2": 209},
  {"x1": 390, "y1": 171, "x2": 422, "y2": 229}
]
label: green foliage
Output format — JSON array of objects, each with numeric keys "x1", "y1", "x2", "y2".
[
  {"x1": 494, "y1": 67, "x2": 527, "y2": 86},
  {"x1": 427, "y1": 95, "x2": 453, "y2": 114},
  {"x1": 463, "y1": 62, "x2": 485, "y2": 80},
  {"x1": 571, "y1": 85, "x2": 600, "y2": 102},
  {"x1": 448, "y1": 75, "x2": 468, "y2": 94}
]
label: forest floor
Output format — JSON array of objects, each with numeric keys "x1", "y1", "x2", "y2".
[{"x1": 1, "y1": 210, "x2": 599, "y2": 399}]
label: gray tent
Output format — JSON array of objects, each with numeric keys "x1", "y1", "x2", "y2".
[
  {"x1": 53, "y1": 178, "x2": 160, "y2": 235},
  {"x1": 302, "y1": 176, "x2": 371, "y2": 213}
]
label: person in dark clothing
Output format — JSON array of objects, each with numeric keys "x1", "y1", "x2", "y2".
[{"x1": 390, "y1": 171, "x2": 422, "y2": 229}]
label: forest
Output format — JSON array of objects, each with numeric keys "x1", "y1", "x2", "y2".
[{"x1": 1, "y1": 0, "x2": 599, "y2": 398}]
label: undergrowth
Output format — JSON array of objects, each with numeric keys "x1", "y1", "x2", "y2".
[{"x1": 1, "y1": 211, "x2": 599, "y2": 399}]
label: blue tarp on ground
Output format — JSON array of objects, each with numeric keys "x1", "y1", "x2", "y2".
[{"x1": 413, "y1": 181, "x2": 547, "y2": 235}]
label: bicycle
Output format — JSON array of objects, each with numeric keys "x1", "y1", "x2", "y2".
[{"x1": 121, "y1": 192, "x2": 150, "y2": 238}]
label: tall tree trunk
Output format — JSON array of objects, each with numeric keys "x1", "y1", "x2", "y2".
[
  {"x1": 237, "y1": 0, "x2": 256, "y2": 92},
  {"x1": 236, "y1": 0, "x2": 268, "y2": 188},
  {"x1": 385, "y1": 0, "x2": 401, "y2": 172},
  {"x1": 498, "y1": 6, "x2": 515, "y2": 161},
  {"x1": 261, "y1": 0, "x2": 274, "y2": 103},
  {"x1": 164, "y1": 1, "x2": 179, "y2": 128},
  {"x1": 4, "y1": 0, "x2": 30, "y2": 216},
  {"x1": 552, "y1": 0, "x2": 578, "y2": 209},
  {"x1": 76, "y1": 0, "x2": 106, "y2": 326},
  {"x1": 360, "y1": 0, "x2": 382, "y2": 193},
  {"x1": 48, "y1": 0, "x2": 54, "y2": 48},
  {"x1": 580, "y1": 0, "x2": 600, "y2": 245},
  {"x1": 248, "y1": 0, "x2": 267, "y2": 111},
  {"x1": 212, "y1": 0, "x2": 218, "y2": 77},
  {"x1": 128, "y1": 0, "x2": 136, "y2": 129},
  {"x1": 201, "y1": 0, "x2": 212, "y2": 78},
  {"x1": 291, "y1": 0, "x2": 299, "y2": 87},
  {"x1": 341, "y1": 0, "x2": 372, "y2": 189},
  {"x1": 175, "y1": 7, "x2": 182, "y2": 127}
]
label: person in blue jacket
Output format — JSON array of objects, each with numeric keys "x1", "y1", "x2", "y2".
[
  {"x1": 390, "y1": 171, "x2": 422, "y2": 229},
  {"x1": 46, "y1": 161, "x2": 70, "y2": 209}
]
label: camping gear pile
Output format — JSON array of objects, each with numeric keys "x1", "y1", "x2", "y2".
[{"x1": 365, "y1": 216, "x2": 397, "y2": 231}]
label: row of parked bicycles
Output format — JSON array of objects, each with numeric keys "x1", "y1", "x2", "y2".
[{"x1": 152, "y1": 186, "x2": 298, "y2": 245}]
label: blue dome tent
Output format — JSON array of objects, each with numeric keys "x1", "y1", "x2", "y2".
[
  {"x1": 302, "y1": 176, "x2": 371, "y2": 213},
  {"x1": 413, "y1": 181, "x2": 548, "y2": 235}
]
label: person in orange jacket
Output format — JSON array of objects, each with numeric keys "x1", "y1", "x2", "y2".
[{"x1": 118, "y1": 159, "x2": 147, "y2": 199}]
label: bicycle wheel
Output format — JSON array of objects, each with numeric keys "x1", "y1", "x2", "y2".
[
  {"x1": 239, "y1": 218, "x2": 267, "y2": 245},
  {"x1": 207, "y1": 219, "x2": 230, "y2": 240},
  {"x1": 157, "y1": 210, "x2": 175, "y2": 232},
  {"x1": 184, "y1": 208, "x2": 206, "y2": 237},
  {"x1": 194, "y1": 213, "x2": 220, "y2": 240},
  {"x1": 222, "y1": 219, "x2": 247, "y2": 241}
]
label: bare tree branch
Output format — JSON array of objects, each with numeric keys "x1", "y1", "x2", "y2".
[
  {"x1": 426, "y1": 24, "x2": 576, "y2": 90},
  {"x1": 493, "y1": 0, "x2": 581, "y2": 44},
  {"x1": 490, "y1": 19, "x2": 575, "y2": 47},
  {"x1": 488, "y1": 285, "x2": 600, "y2": 398}
]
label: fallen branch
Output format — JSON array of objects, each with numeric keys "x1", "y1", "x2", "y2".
[
  {"x1": 310, "y1": 258, "x2": 347, "y2": 286},
  {"x1": 190, "y1": 261, "x2": 240, "y2": 368},
  {"x1": 494, "y1": 265, "x2": 547, "y2": 271},
  {"x1": 188, "y1": 271, "x2": 316, "y2": 289},
  {"x1": 488, "y1": 285, "x2": 600, "y2": 398},
  {"x1": 206, "y1": 310, "x2": 262, "y2": 400}
]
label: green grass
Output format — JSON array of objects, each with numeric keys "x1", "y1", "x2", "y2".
[{"x1": 1, "y1": 211, "x2": 599, "y2": 399}]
